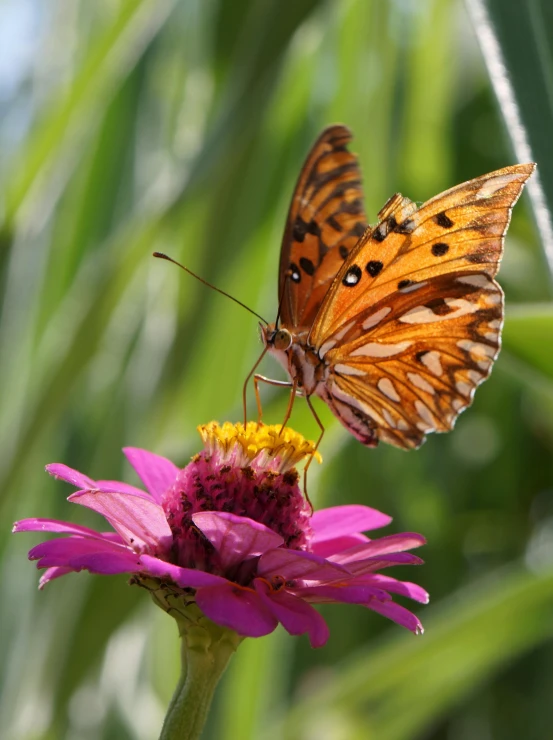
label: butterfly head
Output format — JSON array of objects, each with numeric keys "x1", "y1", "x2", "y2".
[{"x1": 261, "y1": 324, "x2": 293, "y2": 352}]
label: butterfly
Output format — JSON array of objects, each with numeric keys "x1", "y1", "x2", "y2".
[{"x1": 256, "y1": 125, "x2": 535, "y2": 450}]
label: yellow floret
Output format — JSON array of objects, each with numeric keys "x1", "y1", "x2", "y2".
[{"x1": 197, "y1": 421, "x2": 321, "y2": 472}]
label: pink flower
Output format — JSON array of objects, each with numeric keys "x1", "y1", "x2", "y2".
[{"x1": 13, "y1": 422, "x2": 428, "y2": 648}]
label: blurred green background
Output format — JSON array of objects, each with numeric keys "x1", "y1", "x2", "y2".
[{"x1": 2, "y1": 1, "x2": 553, "y2": 738}]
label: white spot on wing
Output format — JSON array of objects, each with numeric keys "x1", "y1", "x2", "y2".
[
  {"x1": 382, "y1": 408, "x2": 397, "y2": 428},
  {"x1": 399, "y1": 281, "x2": 428, "y2": 294},
  {"x1": 319, "y1": 339, "x2": 336, "y2": 358},
  {"x1": 456, "y1": 380, "x2": 472, "y2": 396},
  {"x1": 399, "y1": 298, "x2": 476, "y2": 324},
  {"x1": 456, "y1": 274, "x2": 493, "y2": 289},
  {"x1": 351, "y1": 340, "x2": 412, "y2": 358},
  {"x1": 377, "y1": 378, "x2": 401, "y2": 402},
  {"x1": 334, "y1": 363, "x2": 367, "y2": 377},
  {"x1": 362, "y1": 306, "x2": 392, "y2": 330},
  {"x1": 485, "y1": 292, "x2": 502, "y2": 306},
  {"x1": 452, "y1": 398, "x2": 465, "y2": 411},
  {"x1": 330, "y1": 385, "x2": 385, "y2": 426},
  {"x1": 457, "y1": 339, "x2": 496, "y2": 359},
  {"x1": 318, "y1": 320, "x2": 356, "y2": 358},
  {"x1": 476, "y1": 173, "x2": 520, "y2": 199},
  {"x1": 334, "y1": 320, "x2": 356, "y2": 341},
  {"x1": 468, "y1": 370, "x2": 483, "y2": 383},
  {"x1": 415, "y1": 400, "x2": 437, "y2": 429},
  {"x1": 407, "y1": 372, "x2": 436, "y2": 394},
  {"x1": 420, "y1": 351, "x2": 443, "y2": 377}
]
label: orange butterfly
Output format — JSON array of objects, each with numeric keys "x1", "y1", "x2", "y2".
[{"x1": 254, "y1": 125, "x2": 535, "y2": 450}]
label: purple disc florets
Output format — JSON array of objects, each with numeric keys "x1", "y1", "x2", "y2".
[{"x1": 161, "y1": 433, "x2": 313, "y2": 577}]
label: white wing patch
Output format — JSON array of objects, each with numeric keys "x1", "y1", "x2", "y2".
[{"x1": 351, "y1": 340, "x2": 413, "y2": 358}]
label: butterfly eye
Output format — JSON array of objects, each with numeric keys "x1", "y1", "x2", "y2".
[{"x1": 273, "y1": 329, "x2": 293, "y2": 351}]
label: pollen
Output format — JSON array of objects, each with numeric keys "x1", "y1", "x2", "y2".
[{"x1": 198, "y1": 421, "x2": 322, "y2": 473}]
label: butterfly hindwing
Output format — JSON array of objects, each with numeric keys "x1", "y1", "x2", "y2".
[
  {"x1": 322, "y1": 272, "x2": 503, "y2": 449},
  {"x1": 279, "y1": 125, "x2": 368, "y2": 331}
]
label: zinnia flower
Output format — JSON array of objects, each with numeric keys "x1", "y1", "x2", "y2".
[{"x1": 14, "y1": 422, "x2": 427, "y2": 648}]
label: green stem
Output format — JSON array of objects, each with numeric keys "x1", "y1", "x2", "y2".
[{"x1": 159, "y1": 610, "x2": 243, "y2": 740}]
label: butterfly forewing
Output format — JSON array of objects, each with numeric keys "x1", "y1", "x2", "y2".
[
  {"x1": 279, "y1": 125, "x2": 368, "y2": 330},
  {"x1": 310, "y1": 164, "x2": 534, "y2": 343},
  {"x1": 307, "y1": 163, "x2": 534, "y2": 449}
]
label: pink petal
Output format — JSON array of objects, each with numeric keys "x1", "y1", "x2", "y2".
[
  {"x1": 29, "y1": 536, "x2": 142, "y2": 575},
  {"x1": 311, "y1": 533, "x2": 369, "y2": 558},
  {"x1": 195, "y1": 583, "x2": 278, "y2": 637},
  {"x1": 68, "y1": 489, "x2": 172, "y2": 551},
  {"x1": 123, "y1": 447, "x2": 179, "y2": 503},
  {"x1": 139, "y1": 554, "x2": 229, "y2": 588},
  {"x1": 330, "y1": 533, "x2": 426, "y2": 565},
  {"x1": 347, "y1": 552, "x2": 425, "y2": 575},
  {"x1": 254, "y1": 580, "x2": 329, "y2": 648},
  {"x1": 192, "y1": 512, "x2": 283, "y2": 569},
  {"x1": 368, "y1": 599, "x2": 424, "y2": 634},
  {"x1": 46, "y1": 463, "x2": 96, "y2": 490},
  {"x1": 293, "y1": 583, "x2": 392, "y2": 604},
  {"x1": 14, "y1": 518, "x2": 104, "y2": 538},
  {"x1": 258, "y1": 548, "x2": 348, "y2": 582},
  {"x1": 39, "y1": 566, "x2": 73, "y2": 589},
  {"x1": 355, "y1": 574, "x2": 429, "y2": 603},
  {"x1": 311, "y1": 505, "x2": 392, "y2": 543},
  {"x1": 96, "y1": 480, "x2": 147, "y2": 496}
]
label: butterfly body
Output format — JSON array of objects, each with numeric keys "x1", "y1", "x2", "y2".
[{"x1": 262, "y1": 125, "x2": 535, "y2": 450}]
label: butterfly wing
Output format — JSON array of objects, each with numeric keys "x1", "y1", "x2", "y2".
[
  {"x1": 278, "y1": 125, "x2": 368, "y2": 331},
  {"x1": 310, "y1": 163, "x2": 535, "y2": 449}
]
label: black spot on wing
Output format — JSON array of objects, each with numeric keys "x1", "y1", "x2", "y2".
[
  {"x1": 372, "y1": 215, "x2": 397, "y2": 243},
  {"x1": 435, "y1": 211, "x2": 454, "y2": 228},
  {"x1": 326, "y1": 215, "x2": 343, "y2": 232},
  {"x1": 293, "y1": 215, "x2": 321, "y2": 243},
  {"x1": 349, "y1": 221, "x2": 366, "y2": 238},
  {"x1": 342, "y1": 265, "x2": 362, "y2": 286},
  {"x1": 394, "y1": 218, "x2": 416, "y2": 235},
  {"x1": 366, "y1": 260, "x2": 383, "y2": 277},
  {"x1": 425, "y1": 297, "x2": 454, "y2": 316},
  {"x1": 299, "y1": 257, "x2": 315, "y2": 276},
  {"x1": 431, "y1": 242, "x2": 449, "y2": 256}
]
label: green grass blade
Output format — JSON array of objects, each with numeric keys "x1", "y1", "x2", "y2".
[{"x1": 465, "y1": 0, "x2": 553, "y2": 279}]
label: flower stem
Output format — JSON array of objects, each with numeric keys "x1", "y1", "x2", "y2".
[{"x1": 159, "y1": 613, "x2": 243, "y2": 740}]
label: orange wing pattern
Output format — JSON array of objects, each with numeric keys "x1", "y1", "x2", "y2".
[
  {"x1": 309, "y1": 164, "x2": 535, "y2": 449},
  {"x1": 278, "y1": 125, "x2": 368, "y2": 330}
]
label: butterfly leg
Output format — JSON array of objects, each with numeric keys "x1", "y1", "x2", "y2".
[
  {"x1": 278, "y1": 378, "x2": 299, "y2": 432},
  {"x1": 242, "y1": 346, "x2": 269, "y2": 425},
  {"x1": 303, "y1": 394, "x2": 325, "y2": 505},
  {"x1": 253, "y1": 374, "x2": 295, "y2": 423}
]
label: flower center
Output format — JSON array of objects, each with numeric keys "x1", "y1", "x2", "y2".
[{"x1": 161, "y1": 422, "x2": 317, "y2": 575}]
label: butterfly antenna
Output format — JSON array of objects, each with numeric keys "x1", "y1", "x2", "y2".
[{"x1": 153, "y1": 252, "x2": 268, "y2": 325}]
